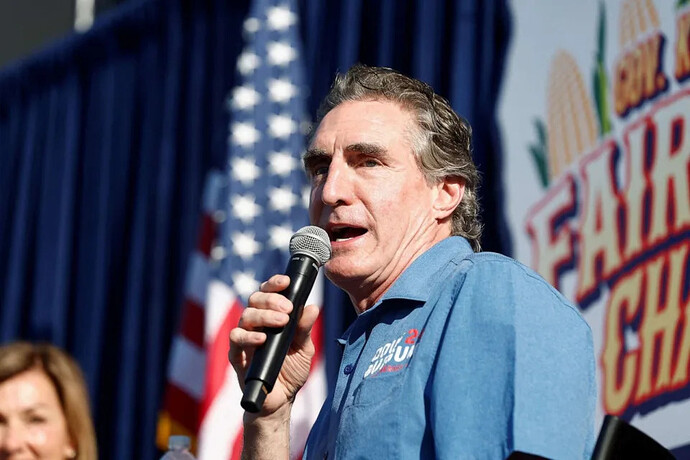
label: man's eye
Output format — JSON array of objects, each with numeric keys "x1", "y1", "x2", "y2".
[
  {"x1": 363, "y1": 159, "x2": 379, "y2": 167},
  {"x1": 313, "y1": 165, "x2": 329, "y2": 176}
]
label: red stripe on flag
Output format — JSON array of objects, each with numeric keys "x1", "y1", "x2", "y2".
[
  {"x1": 163, "y1": 383, "x2": 199, "y2": 434},
  {"x1": 309, "y1": 313, "x2": 324, "y2": 373},
  {"x1": 200, "y1": 298, "x2": 244, "y2": 422},
  {"x1": 229, "y1": 426, "x2": 244, "y2": 460},
  {"x1": 197, "y1": 213, "x2": 217, "y2": 256},
  {"x1": 180, "y1": 299, "x2": 205, "y2": 347}
]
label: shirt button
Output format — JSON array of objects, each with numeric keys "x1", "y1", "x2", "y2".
[{"x1": 343, "y1": 364, "x2": 354, "y2": 375}]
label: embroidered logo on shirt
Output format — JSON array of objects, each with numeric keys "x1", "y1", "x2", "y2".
[{"x1": 363, "y1": 328, "x2": 423, "y2": 378}]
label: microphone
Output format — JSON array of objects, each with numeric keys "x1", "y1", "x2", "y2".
[{"x1": 241, "y1": 226, "x2": 332, "y2": 413}]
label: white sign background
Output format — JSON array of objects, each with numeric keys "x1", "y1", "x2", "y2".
[{"x1": 499, "y1": 0, "x2": 690, "y2": 451}]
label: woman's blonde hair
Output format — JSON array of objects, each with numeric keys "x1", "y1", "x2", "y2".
[{"x1": 0, "y1": 342, "x2": 98, "y2": 459}]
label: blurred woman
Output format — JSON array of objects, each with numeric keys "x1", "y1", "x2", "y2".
[{"x1": 0, "y1": 342, "x2": 97, "y2": 459}]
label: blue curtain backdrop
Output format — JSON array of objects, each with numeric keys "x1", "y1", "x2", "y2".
[{"x1": 0, "y1": 0, "x2": 511, "y2": 458}]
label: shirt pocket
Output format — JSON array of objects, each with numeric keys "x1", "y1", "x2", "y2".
[
  {"x1": 352, "y1": 368, "x2": 406, "y2": 406},
  {"x1": 336, "y1": 371, "x2": 406, "y2": 458}
]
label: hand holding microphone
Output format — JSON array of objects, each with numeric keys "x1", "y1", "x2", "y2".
[{"x1": 228, "y1": 226, "x2": 331, "y2": 414}]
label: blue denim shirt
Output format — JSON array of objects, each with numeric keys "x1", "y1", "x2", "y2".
[{"x1": 303, "y1": 237, "x2": 596, "y2": 459}]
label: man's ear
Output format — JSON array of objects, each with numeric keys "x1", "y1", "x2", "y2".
[{"x1": 432, "y1": 177, "x2": 465, "y2": 220}]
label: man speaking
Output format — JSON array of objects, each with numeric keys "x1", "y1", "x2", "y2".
[{"x1": 229, "y1": 64, "x2": 595, "y2": 459}]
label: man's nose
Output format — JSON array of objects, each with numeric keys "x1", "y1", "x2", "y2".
[{"x1": 320, "y1": 158, "x2": 353, "y2": 207}]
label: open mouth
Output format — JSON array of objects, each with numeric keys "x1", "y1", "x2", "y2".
[{"x1": 329, "y1": 226, "x2": 367, "y2": 242}]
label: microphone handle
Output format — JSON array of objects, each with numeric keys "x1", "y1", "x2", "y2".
[{"x1": 241, "y1": 254, "x2": 319, "y2": 413}]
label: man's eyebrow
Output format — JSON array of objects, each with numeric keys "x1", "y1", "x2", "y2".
[
  {"x1": 302, "y1": 142, "x2": 388, "y2": 170},
  {"x1": 345, "y1": 142, "x2": 386, "y2": 156},
  {"x1": 302, "y1": 148, "x2": 330, "y2": 169}
]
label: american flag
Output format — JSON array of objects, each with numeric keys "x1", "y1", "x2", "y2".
[{"x1": 156, "y1": 0, "x2": 326, "y2": 458}]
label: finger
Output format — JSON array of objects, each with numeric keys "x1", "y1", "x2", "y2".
[
  {"x1": 247, "y1": 291, "x2": 293, "y2": 314},
  {"x1": 259, "y1": 274, "x2": 290, "y2": 292},
  {"x1": 237, "y1": 308, "x2": 291, "y2": 330},
  {"x1": 292, "y1": 303, "x2": 320, "y2": 351},
  {"x1": 228, "y1": 328, "x2": 266, "y2": 364},
  {"x1": 229, "y1": 328, "x2": 267, "y2": 351}
]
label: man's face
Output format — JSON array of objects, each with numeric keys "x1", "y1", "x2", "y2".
[{"x1": 306, "y1": 100, "x2": 445, "y2": 300}]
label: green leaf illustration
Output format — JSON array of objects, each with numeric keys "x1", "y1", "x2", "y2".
[
  {"x1": 528, "y1": 119, "x2": 550, "y2": 188},
  {"x1": 593, "y1": 1, "x2": 612, "y2": 135}
]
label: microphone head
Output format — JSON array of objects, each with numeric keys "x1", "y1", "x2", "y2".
[{"x1": 289, "y1": 226, "x2": 332, "y2": 266}]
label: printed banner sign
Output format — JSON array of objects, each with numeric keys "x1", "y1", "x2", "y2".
[{"x1": 499, "y1": 0, "x2": 690, "y2": 452}]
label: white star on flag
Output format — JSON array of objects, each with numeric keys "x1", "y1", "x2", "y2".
[
  {"x1": 212, "y1": 208, "x2": 226, "y2": 224},
  {"x1": 231, "y1": 194, "x2": 262, "y2": 223},
  {"x1": 231, "y1": 157, "x2": 260, "y2": 185},
  {"x1": 268, "y1": 78, "x2": 298, "y2": 103},
  {"x1": 231, "y1": 122, "x2": 260, "y2": 147},
  {"x1": 237, "y1": 50, "x2": 261, "y2": 75},
  {"x1": 268, "y1": 151, "x2": 297, "y2": 176},
  {"x1": 268, "y1": 186, "x2": 298, "y2": 212},
  {"x1": 210, "y1": 245, "x2": 227, "y2": 262},
  {"x1": 231, "y1": 232, "x2": 262, "y2": 260},
  {"x1": 244, "y1": 17, "x2": 260, "y2": 34},
  {"x1": 232, "y1": 271, "x2": 261, "y2": 300},
  {"x1": 266, "y1": 6, "x2": 296, "y2": 31},
  {"x1": 268, "y1": 114, "x2": 297, "y2": 138},
  {"x1": 232, "y1": 85, "x2": 261, "y2": 110},
  {"x1": 269, "y1": 225, "x2": 294, "y2": 249},
  {"x1": 267, "y1": 41, "x2": 296, "y2": 66}
]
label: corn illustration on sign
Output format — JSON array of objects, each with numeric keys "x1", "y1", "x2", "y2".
[{"x1": 500, "y1": 0, "x2": 690, "y2": 455}]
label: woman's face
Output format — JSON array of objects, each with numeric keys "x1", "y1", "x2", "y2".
[{"x1": 0, "y1": 369, "x2": 75, "y2": 459}]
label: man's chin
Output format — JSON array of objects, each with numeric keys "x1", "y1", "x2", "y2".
[{"x1": 324, "y1": 259, "x2": 365, "y2": 287}]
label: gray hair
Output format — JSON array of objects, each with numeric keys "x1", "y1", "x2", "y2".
[{"x1": 312, "y1": 64, "x2": 482, "y2": 252}]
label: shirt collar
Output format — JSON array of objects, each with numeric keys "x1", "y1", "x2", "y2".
[
  {"x1": 378, "y1": 236, "x2": 473, "y2": 303},
  {"x1": 338, "y1": 236, "x2": 473, "y2": 344}
]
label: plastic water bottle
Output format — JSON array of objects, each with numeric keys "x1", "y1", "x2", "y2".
[{"x1": 160, "y1": 435, "x2": 196, "y2": 459}]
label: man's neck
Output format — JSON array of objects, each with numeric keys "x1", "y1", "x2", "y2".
[{"x1": 345, "y1": 233, "x2": 450, "y2": 314}]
